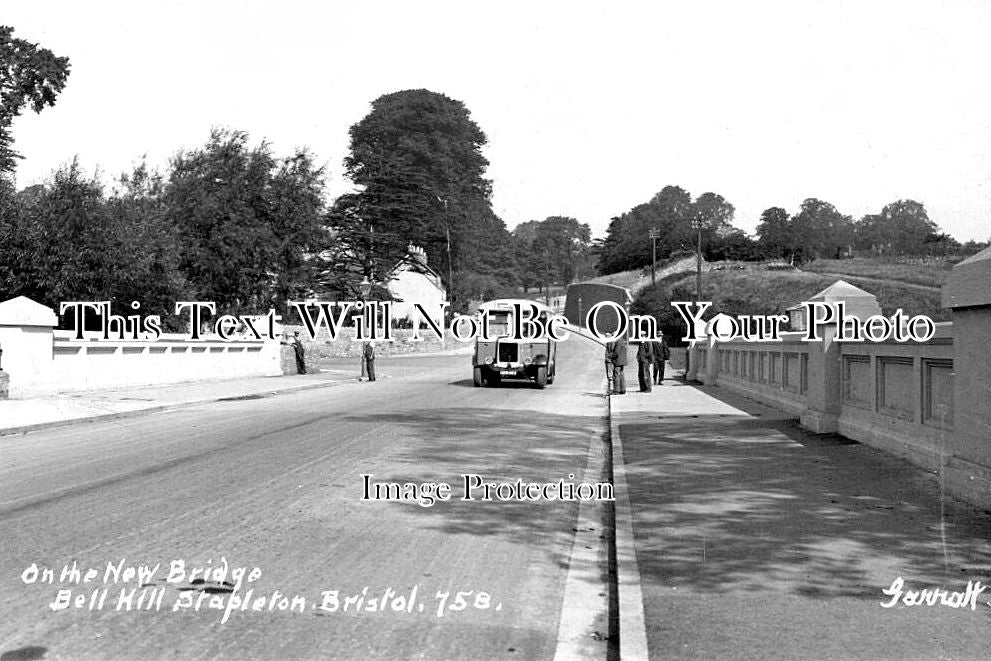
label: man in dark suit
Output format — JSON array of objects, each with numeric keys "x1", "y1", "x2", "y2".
[
  {"x1": 637, "y1": 340, "x2": 655, "y2": 392},
  {"x1": 608, "y1": 334, "x2": 629, "y2": 395},
  {"x1": 283, "y1": 331, "x2": 306, "y2": 374},
  {"x1": 651, "y1": 334, "x2": 670, "y2": 384},
  {"x1": 363, "y1": 341, "x2": 376, "y2": 382}
]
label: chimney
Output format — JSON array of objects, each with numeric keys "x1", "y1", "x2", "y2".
[{"x1": 408, "y1": 244, "x2": 428, "y2": 266}]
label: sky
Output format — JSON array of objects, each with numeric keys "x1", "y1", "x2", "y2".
[{"x1": 4, "y1": 0, "x2": 991, "y2": 241}]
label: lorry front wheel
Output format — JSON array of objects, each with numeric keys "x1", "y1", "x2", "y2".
[{"x1": 535, "y1": 366, "x2": 548, "y2": 389}]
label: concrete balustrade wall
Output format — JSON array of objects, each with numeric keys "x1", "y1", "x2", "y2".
[
  {"x1": 702, "y1": 334, "x2": 811, "y2": 417},
  {"x1": 49, "y1": 331, "x2": 281, "y2": 394},
  {"x1": 685, "y1": 246, "x2": 991, "y2": 509},
  {"x1": 0, "y1": 297, "x2": 281, "y2": 398},
  {"x1": 697, "y1": 324, "x2": 955, "y2": 466},
  {"x1": 835, "y1": 324, "x2": 954, "y2": 471}
]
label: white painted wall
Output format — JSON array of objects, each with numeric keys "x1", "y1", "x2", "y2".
[
  {"x1": 388, "y1": 268, "x2": 447, "y2": 324},
  {"x1": 0, "y1": 297, "x2": 282, "y2": 398}
]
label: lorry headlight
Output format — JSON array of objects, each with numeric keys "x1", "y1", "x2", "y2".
[
  {"x1": 485, "y1": 357, "x2": 493, "y2": 365},
  {"x1": 523, "y1": 357, "x2": 532, "y2": 365}
]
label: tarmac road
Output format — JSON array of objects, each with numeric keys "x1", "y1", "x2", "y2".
[{"x1": 0, "y1": 338, "x2": 611, "y2": 661}]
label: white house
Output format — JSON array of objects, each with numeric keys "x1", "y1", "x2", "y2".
[{"x1": 386, "y1": 245, "x2": 448, "y2": 325}]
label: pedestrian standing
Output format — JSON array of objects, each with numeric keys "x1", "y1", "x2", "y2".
[
  {"x1": 636, "y1": 340, "x2": 655, "y2": 392},
  {"x1": 604, "y1": 342, "x2": 615, "y2": 394},
  {"x1": 610, "y1": 334, "x2": 629, "y2": 395},
  {"x1": 652, "y1": 334, "x2": 670, "y2": 384},
  {"x1": 283, "y1": 331, "x2": 307, "y2": 374},
  {"x1": 363, "y1": 340, "x2": 376, "y2": 382}
]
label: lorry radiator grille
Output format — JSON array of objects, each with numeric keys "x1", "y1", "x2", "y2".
[{"x1": 498, "y1": 344, "x2": 518, "y2": 363}]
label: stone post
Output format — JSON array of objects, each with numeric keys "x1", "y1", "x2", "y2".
[
  {"x1": 704, "y1": 340, "x2": 720, "y2": 385},
  {"x1": 685, "y1": 341, "x2": 701, "y2": 382},
  {"x1": 798, "y1": 280, "x2": 881, "y2": 434},
  {"x1": 799, "y1": 339, "x2": 842, "y2": 433},
  {"x1": 0, "y1": 296, "x2": 58, "y2": 398},
  {"x1": 941, "y1": 246, "x2": 991, "y2": 505}
]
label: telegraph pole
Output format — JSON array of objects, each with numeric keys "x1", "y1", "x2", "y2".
[
  {"x1": 649, "y1": 228, "x2": 660, "y2": 286},
  {"x1": 436, "y1": 196, "x2": 453, "y2": 308}
]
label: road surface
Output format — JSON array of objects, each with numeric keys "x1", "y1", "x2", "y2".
[{"x1": 0, "y1": 339, "x2": 612, "y2": 661}]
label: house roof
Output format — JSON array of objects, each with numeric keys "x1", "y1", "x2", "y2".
[
  {"x1": 807, "y1": 279, "x2": 876, "y2": 301},
  {"x1": 387, "y1": 253, "x2": 443, "y2": 282}
]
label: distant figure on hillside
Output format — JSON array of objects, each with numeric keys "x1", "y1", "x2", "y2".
[
  {"x1": 636, "y1": 341, "x2": 655, "y2": 393},
  {"x1": 651, "y1": 334, "x2": 670, "y2": 384}
]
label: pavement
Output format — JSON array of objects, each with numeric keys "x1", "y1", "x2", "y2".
[
  {"x1": 0, "y1": 347, "x2": 474, "y2": 437},
  {"x1": 610, "y1": 373, "x2": 991, "y2": 660},
  {"x1": 0, "y1": 371, "x2": 350, "y2": 436}
]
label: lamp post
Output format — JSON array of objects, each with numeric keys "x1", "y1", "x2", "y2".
[{"x1": 358, "y1": 275, "x2": 372, "y2": 300}]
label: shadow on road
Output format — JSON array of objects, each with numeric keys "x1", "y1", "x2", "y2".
[
  {"x1": 0, "y1": 647, "x2": 47, "y2": 661},
  {"x1": 447, "y1": 379, "x2": 547, "y2": 389},
  {"x1": 622, "y1": 383, "x2": 991, "y2": 601},
  {"x1": 339, "y1": 406, "x2": 608, "y2": 569}
]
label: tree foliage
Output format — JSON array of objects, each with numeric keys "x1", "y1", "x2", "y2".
[
  {"x1": 0, "y1": 25, "x2": 71, "y2": 176},
  {"x1": 597, "y1": 186, "x2": 748, "y2": 274},
  {"x1": 512, "y1": 216, "x2": 592, "y2": 291},
  {"x1": 0, "y1": 159, "x2": 188, "y2": 320},
  {"x1": 597, "y1": 186, "x2": 693, "y2": 274},
  {"x1": 756, "y1": 198, "x2": 953, "y2": 262},
  {"x1": 0, "y1": 130, "x2": 328, "y2": 323},
  {"x1": 854, "y1": 199, "x2": 942, "y2": 255},
  {"x1": 166, "y1": 129, "x2": 326, "y2": 314},
  {"x1": 791, "y1": 198, "x2": 855, "y2": 259},
  {"x1": 339, "y1": 89, "x2": 516, "y2": 308}
]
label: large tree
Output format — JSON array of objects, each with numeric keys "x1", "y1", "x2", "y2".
[
  {"x1": 531, "y1": 216, "x2": 592, "y2": 290},
  {"x1": 0, "y1": 159, "x2": 188, "y2": 318},
  {"x1": 341, "y1": 89, "x2": 508, "y2": 306},
  {"x1": 165, "y1": 129, "x2": 327, "y2": 314},
  {"x1": 691, "y1": 192, "x2": 735, "y2": 236},
  {"x1": 104, "y1": 161, "x2": 189, "y2": 320},
  {"x1": 511, "y1": 219, "x2": 542, "y2": 292},
  {"x1": 0, "y1": 26, "x2": 71, "y2": 177},
  {"x1": 0, "y1": 160, "x2": 112, "y2": 306},
  {"x1": 267, "y1": 150, "x2": 328, "y2": 308},
  {"x1": 855, "y1": 199, "x2": 941, "y2": 255},
  {"x1": 756, "y1": 206, "x2": 799, "y2": 261},
  {"x1": 791, "y1": 198, "x2": 854, "y2": 260},
  {"x1": 598, "y1": 186, "x2": 734, "y2": 274}
]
